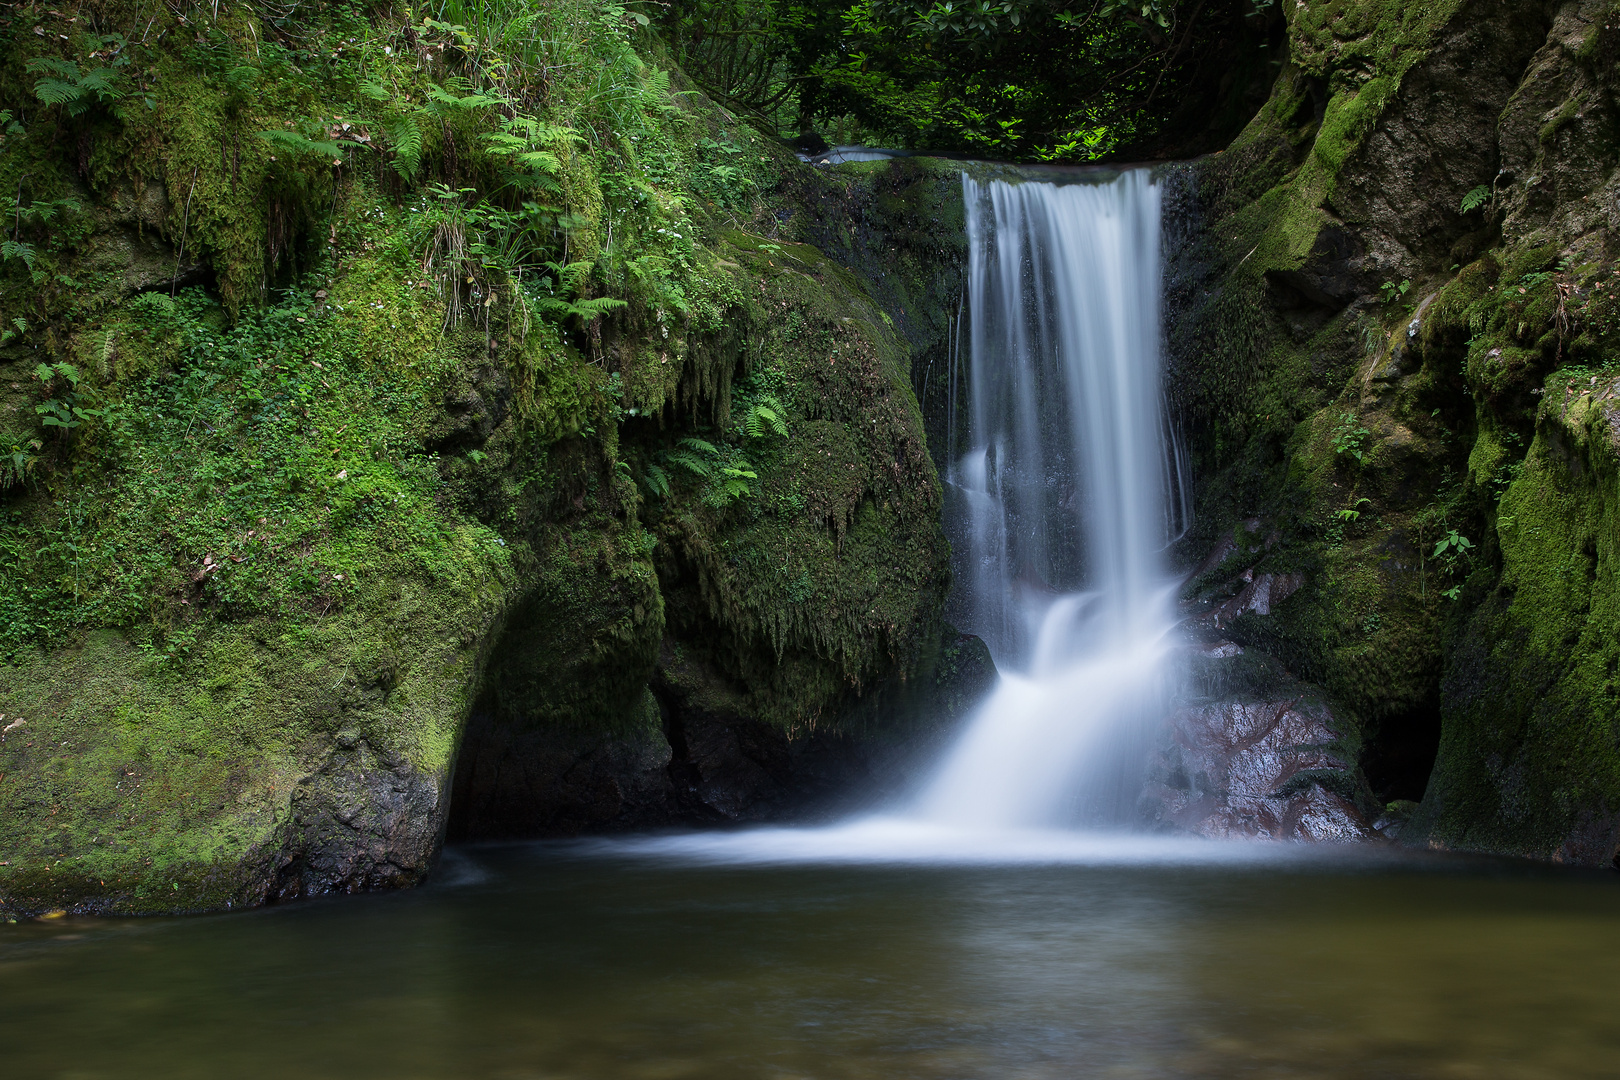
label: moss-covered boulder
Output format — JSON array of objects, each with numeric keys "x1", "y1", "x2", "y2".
[
  {"x1": 1166, "y1": 0, "x2": 1620, "y2": 861},
  {"x1": 0, "y1": 1, "x2": 984, "y2": 914},
  {"x1": 1422, "y1": 382, "x2": 1620, "y2": 859}
]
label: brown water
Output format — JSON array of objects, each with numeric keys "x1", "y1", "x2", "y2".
[{"x1": 4, "y1": 837, "x2": 1619, "y2": 1079}]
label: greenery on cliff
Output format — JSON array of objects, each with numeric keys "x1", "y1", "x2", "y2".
[
  {"x1": 1167, "y1": 0, "x2": 1620, "y2": 862},
  {"x1": 0, "y1": 0, "x2": 962, "y2": 914}
]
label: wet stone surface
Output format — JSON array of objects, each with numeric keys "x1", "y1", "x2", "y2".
[{"x1": 1141, "y1": 649, "x2": 1370, "y2": 842}]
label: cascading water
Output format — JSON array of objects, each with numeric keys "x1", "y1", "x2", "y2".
[
  {"x1": 914, "y1": 169, "x2": 1186, "y2": 829},
  {"x1": 622, "y1": 167, "x2": 1202, "y2": 862}
]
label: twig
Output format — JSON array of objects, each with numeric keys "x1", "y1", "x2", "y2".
[{"x1": 171, "y1": 166, "x2": 200, "y2": 297}]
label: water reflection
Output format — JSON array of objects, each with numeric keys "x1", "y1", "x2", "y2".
[{"x1": 5, "y1": 842, "x2": 1620, "y2": 1079}]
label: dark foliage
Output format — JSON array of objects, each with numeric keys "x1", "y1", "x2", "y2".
[{"x1": 659, "y1": 0, "x2": 1286, "y2": 161}]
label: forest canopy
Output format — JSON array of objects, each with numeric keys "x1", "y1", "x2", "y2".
[{"x1": 657, "y1": 0, "x2": 1284, "y2": 162}]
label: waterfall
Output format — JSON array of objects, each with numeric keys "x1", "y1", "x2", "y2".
[{"x1": 915, "y1": 169, "x2": 1182, "y2": 829}]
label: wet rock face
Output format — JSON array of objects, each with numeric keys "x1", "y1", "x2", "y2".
[
  {"x1": 1141, "y1": 685, "x2": 1370, "y2": 843},
  {"x1": 1158, "y1": 0, "x2": 1620, "y2": 864},
  {"x1": 443, "y1": 629, "x2": 998, "y2": 839},
  {"x1": 445, "y1": 708, "x2": 676, "y2": 841},
  {"x1": 265, "y1": 737, "x2": 449, "y2": 902},
  {"x1": 652, "y1": 649, "x2": 874, "y2": 823},
  {"x1": 1198, "y1": 570, "x2": 1305, "y2": 631}
]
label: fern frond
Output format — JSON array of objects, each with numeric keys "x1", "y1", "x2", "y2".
[
  {"x1": 569, "y1": 296, "x2": 628, "y2": 319},
  {"x1": 540, "y1": 259, "x2": 596, "y2": 294},
  {"x1": 516, "y1": 149, "x2": 562, "y2": 174},
  {"x1": 745, "y1": 398, "x2": 788, "y2": 438},
  {"x1": 532, "y1": 121, "x2": 585, "y2": 148},
  {"x1": 26, "y1": 57, "x2": 80, "y2": 80},
  {"x1": 1, "y1": 240, "x2": 36, "y2": 270},
  {"x1": 665, "y1": 451, "x2": 712, "y2": 477},
  {"x1": 31, "y1": 79, "x2": 84, "y2": 108},
  {"x1": 258, "y1": 129, "x2": 347, "y2": 160},
  {"x1": 384, "y1": 114, "x2": 423, "y2": 178},
  {"x1": 75, "y1": 70, "x2": 121, "y2": 96},
  {"x1": 642, "y1": 464, "x2": 671, "y2": 498},
  {"x1": 427, "y1": 83, "x2": 502, "y2": 110},
  {"x1": 678, "y1": 437, "x2": 718, "y2": 456}
]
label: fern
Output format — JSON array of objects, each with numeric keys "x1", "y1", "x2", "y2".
[
  {"x1": 665, "y1": 450, "x2": 712, "y2": 477},
  {"x1": 258, "y1": 129, "x2": 347, "y2": 161},
  {"x1": 569, "y1": 296, "x2": 629, "y2": 318},
  {"x1": 484, "y1": 132, "x2": 561, "y2": 176},
  {"x1": 27, "y1": 58, "x2": 127, "y2": 117},
  {"x1": 426, "y1": 80, "x2": 504, "y2": 111},
  {"x1": 744, "y1": 396, "x2": 788, "y2": 438},
  {"x1": 0, "y1": 315, "x2": 26, "y2": 347},
  {"x1": 532, "y1": 294, "x2": 628, "y2": 322},
  {"x1": 384, "y1": 114, "x2": 423, "y2": 178},
  {"x1": 647, "y1": 438, "x2": 758, "y2": 506},
  {"x1": 1, "y1": 439, "x2": 41, "y2": 489},
  {"x1": 224, "y1": 64, "x2": 260, "y2": 95},
  {"x1": 541, "y1": 259, "x2": 597, "y2": 294},
  {"x1": 15, "y1": 197, "x2": 81, "y2": 225},
  {"x1": 642, "y1": 463, "x2": 671, "y2": 498},
  {"x1": 532, "y1": 122, "x2": 586, "y2": 148},
  {"x1": 516, "y1": 149, "x2": 563, "y2": 174},
  {"x1": 1460, "y1": 185, "x2": 1491, "y2": 214},
  {"x1": 1, "y1": 240, "x2": 36, "y2": 270}
]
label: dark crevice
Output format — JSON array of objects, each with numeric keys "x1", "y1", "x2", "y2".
[{"x1": 1360, "y1": 699, "x2": 1443, "y2": 805}]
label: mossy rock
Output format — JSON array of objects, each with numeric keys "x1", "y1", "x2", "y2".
[{"x1": 0, "y1": 1, "x2": 971, "y2": 913}]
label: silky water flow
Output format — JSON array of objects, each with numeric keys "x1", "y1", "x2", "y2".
[
  {"x1": 626, "y1": 168, "x2": 1194, "y2": 861},
  {"x1": 916, "y1": 168, "x2": 1187, "y2": 830}
]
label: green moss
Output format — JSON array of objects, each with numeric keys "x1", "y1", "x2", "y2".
[
  {"x1": 0, "y1": 0, "x2": 967, "y2": 911},
  {"x1": 645, "y1": 224, "x2": 949, "y2": 731},
  {"x1": 0, "y1": 557, "x2": 506, "y2": 913},
  {"x1": 1418, "y1": 389, "x2": 1620, "y2": 859},
  {"x1": 1163, "y1": 0, "x2": 1518, "y2": 790}
]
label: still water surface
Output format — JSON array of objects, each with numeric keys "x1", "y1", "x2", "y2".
[{"x1": 5, "y1": 835, "x2": 1619, "y2": 1079}]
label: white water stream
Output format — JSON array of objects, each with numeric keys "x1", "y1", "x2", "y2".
[
  {"x1": 620, "y1": 168, "x2": 1188, "y2": 861},
  {"x1": 917, "y1": 169, "x2": 1185, "y2": 829}
]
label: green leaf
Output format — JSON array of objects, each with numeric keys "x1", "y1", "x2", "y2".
[
  {"x1": 643, "y1": 463, "x2": 671, "y2": 498},
  {"x1": 745, "y1": 398, "x2": 788, "y2": 438},
  {"x1": 665, "y1": 451, "x2": 712, "y2": 477},
  {"x1": 383, "y1": 115, "x2": 423, "y2": 178},
  {"x1": 427, "y1": 84, "x2": 503, "y2": 111},
  {"x1": 1, "y1": 240, "x2": 36, "y2": 269},
  {"x1": 257, "y1": 129, "x2": 347, "y2": 160},
  {"x1": 516, "y1": 150, "x2": 563, "y2": 174}
]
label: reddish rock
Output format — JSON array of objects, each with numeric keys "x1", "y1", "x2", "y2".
[{"x1": 1141, "y1": 684, "x2": 1370, "y2": 842}]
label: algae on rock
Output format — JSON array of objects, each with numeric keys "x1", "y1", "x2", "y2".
[
  {"x1": 0, "y1": 0, "x2": 974, "y2": 914},
  {"x1": 1166, "y1": 0, "x2": 1620, "y2": 862}
]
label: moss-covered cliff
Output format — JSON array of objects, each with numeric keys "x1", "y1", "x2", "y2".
[
  {"x1": 1165, "y1": 0, "x2": 1620, "y2": 862},
  {"x1": 0, "y1": 0, "x2": 988, "y2": 915}
]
